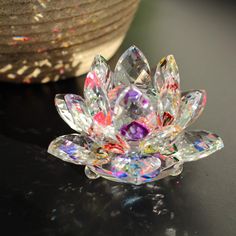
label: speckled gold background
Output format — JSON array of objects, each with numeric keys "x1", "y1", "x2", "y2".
[{"x1": 0, "y1": 0, "x2": 139, "y2": 83}]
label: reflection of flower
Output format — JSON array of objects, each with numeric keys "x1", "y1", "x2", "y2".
[
  {"x1": 50, "y1": 179, "x2": 179, "y2": 235},
  {"x1": 48, "y1": 46, "x2": 223, "y2": 185}
]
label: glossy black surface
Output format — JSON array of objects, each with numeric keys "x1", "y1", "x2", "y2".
[{"x1": 0, "y1": 1, "x2": 235, "y2": 235}]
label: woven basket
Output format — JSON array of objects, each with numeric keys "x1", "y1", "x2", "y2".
[{"x1": 0, "y1": 0, "x2": 139, "y2": 83}]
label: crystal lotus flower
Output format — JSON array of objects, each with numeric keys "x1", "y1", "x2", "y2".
[{"x1": 48, "y1": 46, "x2": 224, "y2": 185}]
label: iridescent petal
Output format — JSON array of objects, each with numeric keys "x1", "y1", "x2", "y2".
[
  {"x1": 140, "y1": 125, "x2": 182, "y2": 154},
  {"x1": 55, "y1": 94, "x2": 79, "y2": 131},
  {"x1": 173, "y1": 130, "x2": 224, "y2": 162},
  {"x1": 48, "y1": 134, "x2": 110, "y2": 165},
  {"x1": 90, "y1": 55, "x2": 111, "y2": 91},
  {"x1": 64, "y1": 94, "x2": 92, "y2": 133},
  {"x1": 153, "y1": 55, "x2": 181, "y2": 122},
  {"x1": 89, "y1": 152, "x2": 179, "y2": 185},
  {"x1": 175, "y1": 90, "x2": 207, "y2": 129},
  {"x1": 113, "y1": 85, "x2": 157, "y2": 139},
  {"x1": 84, "y1": 71, "x2": 111, "y2": 127},
  {"x1": 114, "y1": 45, "x2": 151, "y2": 89},
  {"x1": 110, "y1": 154, "x2": 162, "y2": 183}
]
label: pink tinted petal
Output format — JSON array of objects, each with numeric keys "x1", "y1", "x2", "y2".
[
  {"x1": 153, "y1": 55, "x2": 181, "y2": 122},
  {"x1": 90, "y1": 55, "x2": 111, "y2": 91},
  {"x1": 84, "y1": 71, "x2": 111, "y2": 126}
]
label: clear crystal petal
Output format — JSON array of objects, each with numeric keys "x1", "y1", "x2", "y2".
[
  {"x1": 89, "y1": 152, "x2": 179, "y2": 185},
  {"x1": 153, "y1": 55, "x2": 181, "y2": 122},
  {"x1": 107, "y1": 85, "x2": 126, "y2": 110},
  {"x1": 114, "y1": 45, "x2": 151, "y2": 89},
  {"x1": 48, "y1": 134, "x2": 110, "y2": 165},
  {"x1": 64, "y1": 94, "x2": 92, "y2": 133},
  {"x1": 113, "y1": 85, "x2": 157, "y2": 140},
  {"x1": 146, "y1": 88, "x2": 163, "y2": 127},
  {"x1": 55, "y1": 94, "x2": 79, "y2": 132},
  {"x1": 173, "y1": 130, "x2": 224, "y2": 162},
  {"x1": 90, "y1": 55, "x2": 112, "y2": 91},
  {"x1": 84, "y1": 71, "x2": 111, "y2": 126},
  {"x1": 175, "y1": 90, "x2": 207, "y2": 129},
  {"x1": 140, "y1": 125, "x2": 182, "y2": 155},
  {"x1": 90, "y1": 125, "x2": 118, "y2": 147}
]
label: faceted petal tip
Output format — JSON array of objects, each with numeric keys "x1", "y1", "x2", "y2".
[
  {"x1": 172, "y1": 130, "x2": 224, "y2": 162},
  {"x1": 48, "y1": 134, "x2": 92, "y2": 165},
  {"x1": 90, "y1": 55, "x2": 111, "y2": 90},
  {"x1": 84, "y1": 71, "x2": 111, "y2": 127},
  {"x1": 153, "y1": 55, "x2": 180, "y2": 92},
  {"x1": 48, "y1": 134, "x2": 110, "y2": 166},
  {"x1": 64, "y1": 94, "x2": 92, "y2": 133},
  {"x1": 55, "y1": 94, "x2": 79, "y2": 131},
  {"x1": 113, "y1": 85, "x2": 157, "y2": 136},
  {"x1": 114, "y1": 45, "x2": 151, "y2": 89},
  {"x1": 153, "y1": 55, "x2": 181, "y2": 123},
  {"x1": 176, "y1": 90, "x2": 207, "y2": 129}
]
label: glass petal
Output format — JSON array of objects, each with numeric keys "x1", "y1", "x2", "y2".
[
  {"x1": 55, "y1": 94, "x2": 79, "y2": 132},
  {"x1": 175, "y1": 90, "x2": 207, "y2": 129},
  {"x1": 173, "y1": 130, "x2": 224, "y2": 162},
  {"x1": 153, "y1": 55, "x2": 181, "y2": 122},
  {"x1": 114, "y1": 45, "x2": 151, "y2": 89},
  {"x1": 140, "y1": 125, "x2": 182, "y2": 155},
  {"x1": 146, "y1": 88, "x2": 164, "y2": 129},
  {"x1": 89, "y1": 152, "x2": 179, "y2": 185},
  {"x1": 84, "y1": 71, "x2": 111, "y2": 126},
  {"x1": 100, "y1": 132, "x2": 130, "y2": 154},
  {"x1": 64, "y1": 94, "x2": 92, "y2": 133},
  {"x1": 48, "y1": 134, "x2": 110, "y2": 165},
  {"x1": 107, "y1": 85, "x2": 125, "y2": 110},
  {"x1": 90, "y1": 55, "x2": 112, "y2": 91},
  {"x1": 113, "y1": 85, "x2": 157, "y2": 140}
]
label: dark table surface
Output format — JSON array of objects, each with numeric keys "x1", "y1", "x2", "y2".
[{"x1": 0, "y1": 0, "x2": 236, "y2": 235}]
